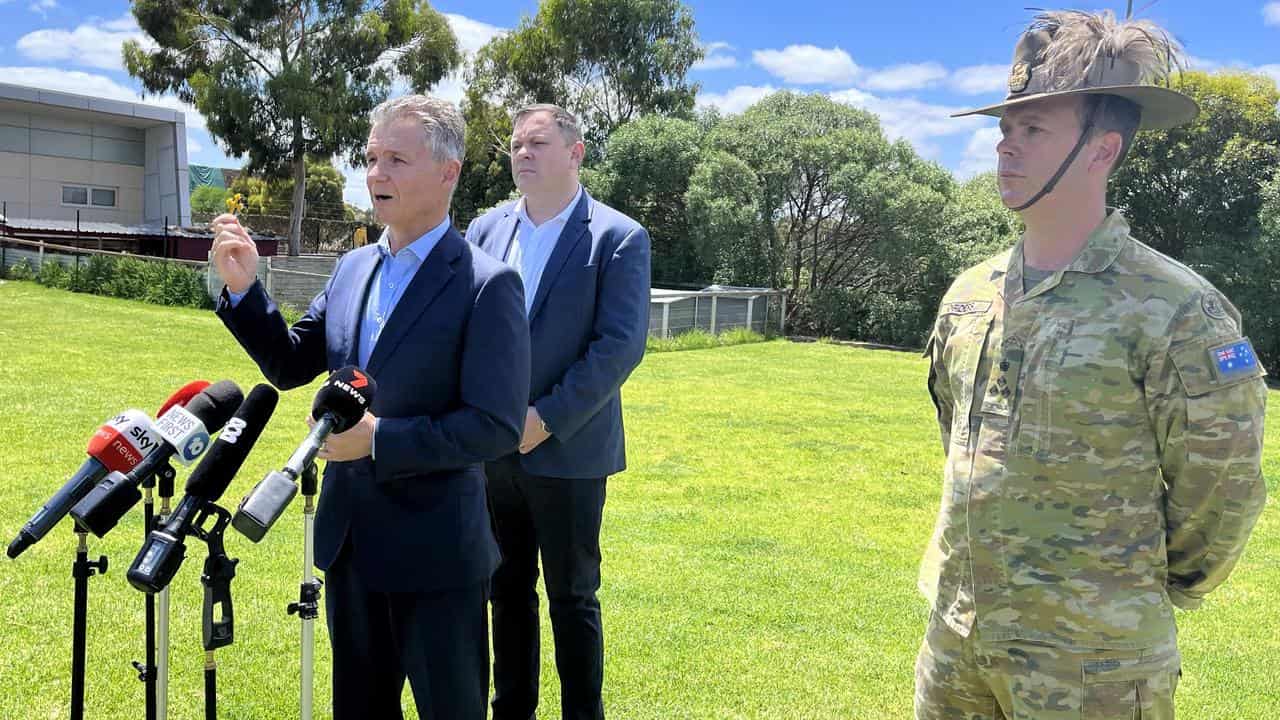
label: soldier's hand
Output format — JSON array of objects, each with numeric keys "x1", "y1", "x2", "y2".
[{"x1": 210, "y1": 213, "x2": 259, "y2": 295}]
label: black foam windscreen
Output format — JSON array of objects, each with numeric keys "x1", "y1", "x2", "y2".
[
  {"x1": 184, "y1": 384, "x2": 278, "y2": 499},
  {"x1": 184, "y1": 380, "x2": 245, "y2": 432},
  {"x1": 311, "y1": 366, "x2": 377, "y2": 433}
]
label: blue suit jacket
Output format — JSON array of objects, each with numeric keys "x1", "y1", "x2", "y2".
[
  {"x1": 465, "y1": 191, "x2": 650, "y2": 479},
  {"x1": 215, "y1": 227, "x2": 531, "y2": 592}
]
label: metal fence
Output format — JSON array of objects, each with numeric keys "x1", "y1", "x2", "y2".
[{"x1": 648, "y1": 286, "x2": 788, "y2": 338}]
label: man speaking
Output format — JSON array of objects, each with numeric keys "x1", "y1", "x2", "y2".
[{"x1": 210, "y1": 95, "x2": 530, "y2": 719}]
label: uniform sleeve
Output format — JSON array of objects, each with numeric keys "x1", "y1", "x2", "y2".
[
  {"x1": 925, "y1": 315, "x2": 954, "y2": 456},
  {"x1": 1144, "y1": 290, "x2": 1268, "y2": 610}
]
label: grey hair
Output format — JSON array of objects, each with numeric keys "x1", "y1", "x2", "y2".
[
  {"x1": 512, "y1": 103, "x2": 584, "y2": 145},
  {"x1": 370, "y1": 94, "x2": 465, "y2": 163}
]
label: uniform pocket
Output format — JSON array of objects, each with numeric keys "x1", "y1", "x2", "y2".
[
  {"x1": 1081, "y1": 647, "x2": 1180, "y2": 720},
  {"x1": 1015, "y1": 317, "x2": 1074, "y2": 459}
]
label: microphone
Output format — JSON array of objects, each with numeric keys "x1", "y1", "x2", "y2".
[
  {"x1": 8, "y1": 409, "x2": 162, "y2": 559},
  {"x1": 127, "y1": 384, "x2": 278, "y2": 593},
  {"x1": 71, "y1": 381, "x2": 245, "y2": 539},
  {"x1": 156, "y1": 380, "x2": 212, "y2": 419},
  {"x1": 233, "y1": 366, "x2": 376, "y2": 542}
]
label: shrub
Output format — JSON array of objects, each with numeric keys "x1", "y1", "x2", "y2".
[
  {"x1": 36, "y1": 259, "x2": 71, "y2": 289},
  {"x1": 7, "y1": 259, "x2": 33, "y2": 280}
]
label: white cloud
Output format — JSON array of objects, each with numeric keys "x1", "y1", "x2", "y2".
[
  {"x1": 958, "y1": 125, "x2": 1002, "y2": 178},
  {"x1": 17, "y1": 14, "x2": 154, "y2": 71},
  {"x1": 829, "y1": 87, "x2": 987, "y2": 152},
  {"x1": 695, "y1": 84, "x2": 778, "y2": 114},
  {"x1": 861, "y1": 62, "x2": 948, "y2": 92},
  {"x1": 422, "y1": 14, "x2": 508, "y2": 105},
  {"x1": 1264, "y1": 2, "x2": 1280, "y2": 26},
  {"x1": 950, "y1": 64, "x2": 1009, "y2": 95},
  {"x1": 1257, "y1": 64, "x2": 1280, "y2": 85},
  {"x1": 693, "y1": 41, "x2": 737, "y2": 71},
  {"x1": 0, "y1": 66, "x2": 206, "y2": 130},
  {"x1": 28, "y1": 0, "x2": 55, "y2": 17},
  {"x1": 1188, "y1": 55, "x2": 1280, "y2": 86},
  {"x1": 753, "y1": 45, "x2": 860, "y2": 85},
  {"x1": 443, "y1": 13, "x2": 505, "y2": 55},
  {"x1": 186, "y1": 137, "x2": 202, "y2": 154}
]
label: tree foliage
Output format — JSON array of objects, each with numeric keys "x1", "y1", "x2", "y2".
[
  {"x1": 1111, "y1": 71, "x2": 1280, "y2": 259},
  {"x1": 469, "y1": 0, "x2": 702, "y2": 151},
  {"x1": 189, "y1": 184, "x2": 231, "y2": 215},
  {"x1": 124, "y1": 0, "x2": 460, "y2": 254},
  {"x1": 584, "y1": 114, "x2": 705, "y2": 283}
]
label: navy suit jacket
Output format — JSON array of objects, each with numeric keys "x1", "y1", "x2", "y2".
[
  {"x1": 465, "y1": 191, "x2": 650, "y2": 479},
  {"x1": 216, "y1": 227, "x2": 531, "y2": 592}
]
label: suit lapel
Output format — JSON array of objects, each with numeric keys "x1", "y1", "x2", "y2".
[
  {"x1": 528, "y1": 192, "x2": 592, "y2": 324},
  {"x1": 365, "y1": 228, "x2": 462, "y2": 377},
  {"x1": 495, "y1": 209, "x2": 519, "y2": 264},
  {"x1": 340, "y1": 248, "x2": 383, "y2": 368}
]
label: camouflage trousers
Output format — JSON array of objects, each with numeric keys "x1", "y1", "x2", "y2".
[{"x1": 914, "y1": 612, "x2": 1181, "y2": 719}]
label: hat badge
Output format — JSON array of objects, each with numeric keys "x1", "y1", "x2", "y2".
[{"x1": 1008, "y1": 61, "x2": 1031, "y2": 93}]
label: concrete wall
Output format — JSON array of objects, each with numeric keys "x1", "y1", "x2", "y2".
[
  {"x1": 0, "y1": 88, "x2": 190, "y2": 227},
  {"x1": 0, "y1": 108, "x2": 148, "y2": 224},
  {"x1": 144, "y1": 122, "x2": 190, "y2": 227}
]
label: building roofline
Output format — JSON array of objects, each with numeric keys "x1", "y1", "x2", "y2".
[{"x1": 0, "y1": 82, "x2": 185, "y2": 126}]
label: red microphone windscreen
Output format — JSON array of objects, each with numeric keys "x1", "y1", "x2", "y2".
[{"x1": 156, "y1": 380, "x2": 212, "y2": 417}]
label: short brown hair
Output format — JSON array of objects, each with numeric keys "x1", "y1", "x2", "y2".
[
  {"x1": 1080, "y1": 94, "x2": 1141, "y2": 175},
  {"x1": 512, "y1": 103, "x2": 583, "y2": 146}
]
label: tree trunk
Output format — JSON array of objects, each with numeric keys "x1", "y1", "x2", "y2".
[{"x1": 288, "y1": 151, "x2": 306, "y2": 256}]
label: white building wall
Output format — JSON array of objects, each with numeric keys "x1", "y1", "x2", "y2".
[{"x1": 0, "y1": 83, "x2": 190, "y2": 227}]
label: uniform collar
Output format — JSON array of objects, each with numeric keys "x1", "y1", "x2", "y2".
[{"x1": 997, "y1": 209, "x2": 1130, "y2": 302}]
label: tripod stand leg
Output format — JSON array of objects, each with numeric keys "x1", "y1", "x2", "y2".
[
  {"x1": 143, "y1": 494, "x2": 157, "y2": 720},
  {"x1": 157, "y1": 587, "x2": 170, "y2": 720},
  {"x1": 204, "y1": 651, "x2": 217, "y2": 720},
  {"x1": 70, "y1": 534, "x2": 88, "y2": 720},
  {"x1": 69, "y1": 529, "x2": 106, "y2": 720}
]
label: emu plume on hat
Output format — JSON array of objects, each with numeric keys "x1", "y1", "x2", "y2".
[{"x1": 953, "y1": 9, "x2": 1199, "y2": 130}]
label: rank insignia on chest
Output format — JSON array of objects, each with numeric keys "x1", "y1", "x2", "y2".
[{"x1": 1209, "y1": 338, "x2": 1258, "y2": 377}]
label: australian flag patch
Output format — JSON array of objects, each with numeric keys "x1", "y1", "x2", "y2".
[{"x1": 1209, "y1": 338, "x2": 1258, "y2": 377}]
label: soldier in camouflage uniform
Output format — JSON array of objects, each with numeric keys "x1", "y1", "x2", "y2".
[{"x1": 916, "y1": 10, "x2": 1268, "y2": 719}]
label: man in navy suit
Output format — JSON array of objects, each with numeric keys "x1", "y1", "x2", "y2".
[
  {"x1": 466, "y1": 104, "x2": 650, "y2": 720},
  {"x1": 209, "y1": 95, "x2": 530, "y2": 719}
]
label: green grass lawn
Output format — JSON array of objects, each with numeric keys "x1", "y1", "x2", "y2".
[{"x1": 1, "y1": 280, "x2": 1277, "y2": 719}]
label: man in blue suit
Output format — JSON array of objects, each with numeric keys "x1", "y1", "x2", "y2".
[
  {"x1": 466, "y1": 104, "x2": 651, "y2": 720},
  {"x1": 209, "y1": 95, "x2": 530, "y2": 719}
]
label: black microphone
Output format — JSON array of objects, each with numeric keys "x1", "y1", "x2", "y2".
[
  {"x1": 71, "y1": 381, "x2": 244, "y2": 539},
  {"x1": 233, "y1": 367, "x2": 376, "y2": 542},
  {"x1": 127, "y1": 384, "x2": 279, "y2": 593},
  {"x1": 8, "y1": 409, "x2": 162, "y2": 559}
]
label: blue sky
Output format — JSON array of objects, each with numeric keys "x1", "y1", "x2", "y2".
[{"x1": 1, "y1": 0, "x2": 1277, "y2": 209}]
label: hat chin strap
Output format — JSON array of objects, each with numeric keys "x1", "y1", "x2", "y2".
[{"x1": 1010, "y1": 101, "x2": 1100, "y2": 212}]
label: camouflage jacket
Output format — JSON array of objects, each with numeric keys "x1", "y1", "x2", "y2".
[{"x1": 921, "y1": 210, "x2": 1268, "y2": 649}]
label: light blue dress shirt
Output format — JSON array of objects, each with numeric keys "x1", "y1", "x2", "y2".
[
  {"x1": 357, "y1": 218, "x2": 451, "y2": 369},
  {"x1": 506, "y1": 185, "x2": 582, "y2": 314},
  {"x1": 227, "y1": 217, "x2": 451, "y2": 459}
]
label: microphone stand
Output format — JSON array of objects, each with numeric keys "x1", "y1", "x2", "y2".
[
  {"x1": 286, "y1": 462, "x2": 322, "y2": 720},
  {"x1": 196, "y1": 505, "x2": 237, "y2": 720},
  {"x1": 70, "y1": 527, "x2": 108, "y2": 720},
  {"x1": 134, "y1": 462, "x2": 175, "y2": 720},
  {"x1": 155, "y1": 468, "x2": 176, "y2": 720}
]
